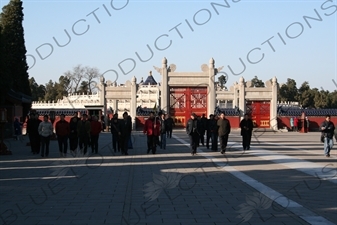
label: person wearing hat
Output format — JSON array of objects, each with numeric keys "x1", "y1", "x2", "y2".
[
  {"x1": 186, "y1": 113, "x2": 201, "y2": 155},
  {"x1": 217, "y1": 112, "x2": 231, "y2": 154}
]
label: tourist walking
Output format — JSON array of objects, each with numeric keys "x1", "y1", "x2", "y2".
[
  {"x1": 240, "y1": 113, "x2": 253, "y2": 150},
  {"x1": 143, "y1": 111, "x2": 160, "y2": 154},
  {"x1": 110, "y1": 113, "x2": 121, "y2": 153},
  {"x1": 305, "y1": 116, "x2": 310, "y2": 132},
  {"x1": 186, "y1": 113, "x2": 200, "y2": 156},
  {"x1": 206, "y1": 114, "x2": 213, "y2": 149},
  {"x1": 210, "y1": 115, "x2": 218, "y2": 151},
  {"x1": 159, "y1": 112, "x2": 167, "y2": 150},
  {"x1": 69, "y1": 116, "x2": 79, "y2": 154},
  {"x1": 199, "y1": 114, "x2": 207, "y2": 146},
  {"x1": 77, "y1": 114, "x2": 91, "y2": 156},
  {"x1": 27, "y1": 113, "x2": 41, "y2": 154},
  {"x1": 120, "y1": 112, "x2": 132, "y2": 155},
  {"x1": 165, "y1": 114, "x2": 175, "y2": 138},
  {"x1": 55, "y1": 114, "x2": 70, "y2": 157},
  {"x1": 320, "y1": 115, "x2": 335, "y2": 157},
  {"x1": 217, "y1": 112, "x2": 231, "y2": 154},
  {"x1": 90, "y1": 115, "x2": 102, "y2": 154},
  {"x1": 38, "y1": 115, "x2": 53, "y2": 157}
]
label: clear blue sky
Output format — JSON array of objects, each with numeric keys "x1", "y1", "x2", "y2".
[{"x1": 1, "y1": 0, "x2": 336, "y2": 91}]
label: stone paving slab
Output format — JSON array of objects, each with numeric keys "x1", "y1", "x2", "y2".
[{"x1": 0, "y1": 130, "x2": 336, "y2": 224}]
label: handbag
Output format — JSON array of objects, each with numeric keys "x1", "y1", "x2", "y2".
[{"x1": 320, "y1": 133, "x2": 325, "y2": 143}]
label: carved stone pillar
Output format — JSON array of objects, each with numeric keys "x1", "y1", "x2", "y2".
[
  {"x1": 233, "y1": 82, "x2": 238, "y2": 108},
  {"x1": 131, "y1": 76, "x2": 137, "y2": 130},
  {"x1": 270, "y1": 76, "x2": 278, "y2": 130},
  {"x1": 161, "y1": 58, "x2": 168, "y2": 113},
  {"x1": 239, "y1": 77, "x2": 246, "y2": 119},
  {"x1": 99, "y1": 76, "x2": 107, "y2": 125},
  {"x1": 208, "y1": 58, "x2": 216, "y2": 117}
]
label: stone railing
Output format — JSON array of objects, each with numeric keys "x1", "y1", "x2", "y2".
[{"x1": 32, "y1": 93, "x2": 101, "y2": 109}]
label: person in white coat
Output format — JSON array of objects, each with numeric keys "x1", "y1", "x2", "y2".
[{"x1": 38, "y1": 115, "x2": 53, "y2": 157}]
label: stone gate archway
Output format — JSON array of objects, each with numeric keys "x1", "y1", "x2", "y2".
[{"x1": 154, "y1": 58, "x2": 221, "y2": 127}]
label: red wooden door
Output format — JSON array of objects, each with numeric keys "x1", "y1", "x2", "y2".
[
  {"x1": 246, "y1": 101, "x2": 270, "y2": 128},
  {"x1": 170, "y1": 87, "x2": 207, "y2": 127}
]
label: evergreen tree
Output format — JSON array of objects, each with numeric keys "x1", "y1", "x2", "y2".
[
  {"x1": 0, "y1": 24, "x2": 12, "y2": 105},
  {"x1": 250, "y1": 76, "x2": 265, "y2": 87},
  {"x1": 44, "y1": 80, "x2": 58, "y2": 102},
  {"x1": 29, "y1": 77, "x2": 45, "y2": 101},
  {"x1": 218, "y1": 75, "x2": 227, "y2": 89},
  {"x1": 0, "y1": 0, "x2": 31, "y2": 99}
]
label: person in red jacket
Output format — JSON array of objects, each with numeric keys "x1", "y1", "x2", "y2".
[
  {"x1": 55, "y1": 114, "x2": 70, "y2": 157},
  {"x1": 90, "y1": 115, "x2": 102, "y2": 154},
  {"x1": 143, "y1": 111, "x2": 160, "y2": 154}
]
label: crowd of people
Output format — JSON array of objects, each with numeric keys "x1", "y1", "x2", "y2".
[
  {"x1": 22, "y1": 111, "x2": 337, "y2": 158},
  {"x1": 26, "y1": 112, "x2": 104, "y2": 157},
  {"x1": 185, "y1": 112, "x2": 253, "y2": 155}
]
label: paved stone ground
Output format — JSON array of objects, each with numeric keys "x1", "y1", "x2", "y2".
[{"x1": 0, "y1": 129, "x2": 336, "y2": 225}]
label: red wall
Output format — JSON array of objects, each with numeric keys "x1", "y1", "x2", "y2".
[
  {"x1": 136, "y1": 116, "x2": 241, "y2": 129},
  {"x1": 278, "y1": 116, "x2": 337, "y2": 131}
]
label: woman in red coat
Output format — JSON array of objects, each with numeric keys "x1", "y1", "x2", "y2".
[
  {"x1": 90, "y1": 116, "x2": 102, "y2": 154},
  {"x1": 143, "y1": 112, "x2": 160, "y2": 154}
]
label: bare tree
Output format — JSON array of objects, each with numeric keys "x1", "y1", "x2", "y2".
[
  {"x1": 63, "y1": 64, "x2": 85, "y2": 93},
  {"x1": 84, "y1": 67, "x2": 100, "y2": 94}
]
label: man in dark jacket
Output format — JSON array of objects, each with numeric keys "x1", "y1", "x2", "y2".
[
  {"x1": 186, "y1": 113, "x2": 200, "y2": 155},
  {"x1": 110, "y1": 113, "x2": 121, "y2": 153},
  {"x1": 199, "y1": 114, "x2": 208, "y2": 146},
  {"x1": 27, "y1": 113, "x2": 41, "y2": 154},
  {"x1": 159, "y1": 113, "x2": 167, "y2": 150},
  {"x1": 120, "y1": 112, "x2": 132, "y2": 155},
  {"x1": 240, "y1": 113, "x2": 254, "y2": 150},
  {"x1": 165, "y1": 114, "x2": 175, "y2": 138},
  {"x1": 217, "y1": 112, "x2": 231, "y2": 154},
  {"x1": 209, "y1": 115, "x2": 218, "y2": 151},
  {"x1": 320, "y1": 115, "x2": 335, "y2": 157},
  {"x1": 206, "y1": 114, "x2": 213, "y2": 149},
  {"x1": 69, "y1": 116, "x2": 79, "y2": 155},
  {"x1": 77, "y1": 114, "x2": 91, "y2": 155},
  {"x1": 56, "y1": 114, "x2": 70, "y2": 157}
]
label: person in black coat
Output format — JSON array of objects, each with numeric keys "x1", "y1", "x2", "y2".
[
  {"x1": 69, "y1": 116, "x2": 79, "y2": 154},
  {"x1": 186, "y1": 113, "x2": 200, "y2": 155},
  {"x1": 110, "y1": 113, "x2": 121, "y2": 153},
  {"x1": 27, "y1": 113, "x2": 42, "y2": 154},
  {"x1": 120, "y1": 112, "x2": 132, "y2": 155},
  {"x1": 209, "y1": 115, "x2": 218, "y2": 151},
  {"x1": 199, "y1": 114, "x2": 207, "y2": 146},
  {"x1": 217, "y1": 113, "x2": 231, "y2": 154},
  {"x1": 320, "y1": 115, "x2": 335, "y2": 157},
  {"x1": 165, "y1": 114, "x2": 175, "y2": 138},
  {"x1": 240, "y1": 113, "x2": 254, "y2": 150}
]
